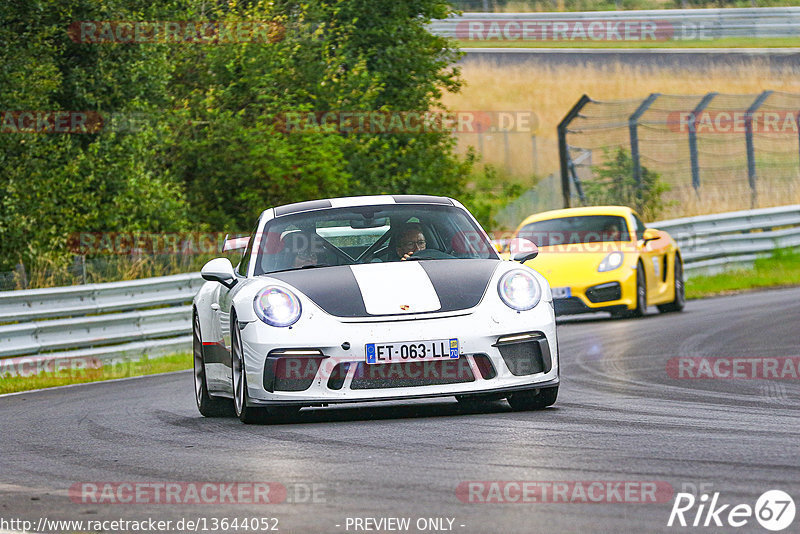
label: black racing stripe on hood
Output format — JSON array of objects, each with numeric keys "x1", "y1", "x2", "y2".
[
  {"x1": 419, "y1": 259, "x2": 500, "y2": 311},
  {"x1": 267, "y1": 266, "x2": 368, "y2": 317},
  {"x1": 268, "y1": 260, "x2": 500, "y2": 318}
]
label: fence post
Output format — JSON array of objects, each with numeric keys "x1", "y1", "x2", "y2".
[
  {"x1": 628, "y1": 93, "x2": 660, "y2": 212},
  {"x1": 503, "y1": 129, "x2": 511, "y2": 172},
  {"x1": 745, "y1": 90, "x2": 772, "y2": 209},
  {"x1": 688, "y1": 92, "x2": 717, "y2": 194},
  {"x1": 558, "y1": 94, "x2": 591, "y2": 208}
]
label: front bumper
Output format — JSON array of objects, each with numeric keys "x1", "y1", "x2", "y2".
[
  {"x1": 239, "y1": 298, "x2": 559, "y2": 405},
  {"x1": 550, "y1": 265, "x2": 638, "y2": 316}
]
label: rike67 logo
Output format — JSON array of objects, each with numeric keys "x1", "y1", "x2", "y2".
[{"x1": 668, "y1": 490, "x2": 795, "y2": 531}]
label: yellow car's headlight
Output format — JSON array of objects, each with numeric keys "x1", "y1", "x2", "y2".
[{"x1": 598, "y1": 251, "x2": 624, "y2": 272}]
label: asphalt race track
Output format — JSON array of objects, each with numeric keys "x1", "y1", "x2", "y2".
[{"x1": 2, "y1": 287, "x2": 799, "y2": 533}]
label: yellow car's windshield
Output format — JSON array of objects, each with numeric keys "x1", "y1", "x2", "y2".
[{"x1": 518, "y1": 215, "x2": 631, "y2": 246}]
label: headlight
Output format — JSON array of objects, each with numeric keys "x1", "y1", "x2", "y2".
[
  {"x1": 254, "y1": 286, "x2": 302, "y2": 327},
  {"x1": 598, "y1": 251, "x2": 624, "y2": 272},
  {"x1": 498, "y1": 269, "x2": 541, "y2": 311}
]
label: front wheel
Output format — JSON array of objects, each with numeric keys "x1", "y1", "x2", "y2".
[
  {"x1": 611, "y1": 264, "x2": 646, "y2": 319},
  {"x1": 657, "y1": 256, "x2": 685, "y2": 313},
  {"x1": 231, "y1": 315, "x2": 300, "y2": 424},
  {"x1": 506, "y1": 386, "x2": 558, "y2": 411},
  {"x1": 193, "y1": 312, "x2": 234, "y2": 417}
]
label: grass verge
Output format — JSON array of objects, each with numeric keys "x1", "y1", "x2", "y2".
[
  {"x1": 0, "y1": 352, "x2": 192, "y2": 395},
  {"x1": 686, "y1": 247, "x2": 800, "y2": 299}
]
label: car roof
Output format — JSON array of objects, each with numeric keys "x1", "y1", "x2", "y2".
[
  {"x1": 516, "y1": 206, "x2": 635, "y2": 230},
  {"x1": 265, "y1": 195, "x2": 455, "y2": 218}
]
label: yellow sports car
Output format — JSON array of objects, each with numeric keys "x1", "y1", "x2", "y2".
[{"x1": 512, "y1": 206, "x2": 684, "y2": 318}]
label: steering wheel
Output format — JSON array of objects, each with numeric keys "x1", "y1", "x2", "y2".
[{"x1": 404, "y1": 249, "x2": 453, "y2": 260}]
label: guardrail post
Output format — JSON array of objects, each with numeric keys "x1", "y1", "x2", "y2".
[
  {"x1": 629, "y1": 93, "x2": 660, "y2": 213},
  {"x1": 745, "y1": 90, "x2": 772, "y2": 209},
  {"x1": 688, "y1": 92, "x2": 717, "y2": 194},
  {"x1": 558, "y1": 94, "x2": 591, "y2": 208}
]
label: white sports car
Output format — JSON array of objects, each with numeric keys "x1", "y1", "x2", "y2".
[{"x1": 193, "y1": 195, "x2": 559, "y2": 423}]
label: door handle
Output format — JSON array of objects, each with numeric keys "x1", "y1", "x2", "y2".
[{"x1": 211, "y1": 303, "x2": 220, "y2": 311}]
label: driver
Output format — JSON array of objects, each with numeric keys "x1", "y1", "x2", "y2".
[
  {"x1": 281, "y1": 231, "x2": 321, "y2": 268},
  {"x1": 395, "y1": 224, "x2": 427, "y2": 261},
  {"x1": 602, "y1": 221, "x2": 621, "y2": 242}
]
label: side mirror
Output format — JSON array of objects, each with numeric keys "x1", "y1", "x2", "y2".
[
  {"x1": 641, "y1": 228, "x2": 661, "y2": 246},
  {"x1": 201, "y1": 258, "x2": 237, "y2": 288},
  {"x1": 509, "y1": 238, "x2": 538, "y2": 263}
]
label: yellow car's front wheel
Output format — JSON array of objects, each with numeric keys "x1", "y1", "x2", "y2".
[
  {"x1": 612, "y1": 262, "x2": 646, "y2": 319},
  {"x1": 658, "y1": 256, "x2": 685, "y2": 313}
]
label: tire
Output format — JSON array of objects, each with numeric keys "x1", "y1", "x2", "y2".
[
  {"x1": 506, "y1": 386, "x2": 558, "y2": 411},
  {"x1": 193, "y1": 311, "x2": 234, "y2": 417},
  {"x1": 231, "y1": 313, "x2": 300, "y2": 424},
  {"x1": 628, "y1": 262, "x2": 647, "y2": 318},
  {"x1": 610, "y1": 263, "x2": 646, "y2": 319},
  {"x1": 657, "y1": 256, "x2": 685, "y2": 313}
]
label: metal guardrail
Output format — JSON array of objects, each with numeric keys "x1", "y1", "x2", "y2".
[
  {"x1": 0, "y1": 273, "x2": 201, "y2": 377},
  {"x1": 1, "y1": 204, "x2": 798, "y2": 376},
  {"x1": 0, "y1": 272, "x2": 202, "y2": 323},
  {"x1": 654, "y1": 204, "x2": 800, "y2": 276},
  {"x1": 430, "y1": 7, "x2": 800, "y2": 41}
]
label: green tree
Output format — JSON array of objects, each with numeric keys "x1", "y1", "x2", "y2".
[
  {"x1": 0, "y1": 0, "x2": 189, "y2": 272},
  {"x1": 168, "y1": 0, "x2": 471, "y2": 231},
  {"x1": 582, "y1": 147, "x2": 672, "y2": 221}
]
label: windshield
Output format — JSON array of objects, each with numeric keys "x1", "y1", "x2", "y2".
[
  {"x1": 253, "y1": 204, "x2": 498, "y2": 275},
  {"x1": 517, "y1": 215, "x2": 631, "y2": 247}
]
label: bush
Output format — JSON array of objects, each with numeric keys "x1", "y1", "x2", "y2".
[{"x1": 582, "y1": 147, "x2": 672, "y2": 221}]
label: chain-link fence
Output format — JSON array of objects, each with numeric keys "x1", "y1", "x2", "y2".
[
  {"x1": 558, "y1": 91, "x2": 800, "y2": 219},
  {"x1": 0, "y1": 253, "x2": 218, "y2": 291}
]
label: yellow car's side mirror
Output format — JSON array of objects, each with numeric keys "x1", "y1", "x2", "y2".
[{"x1": 641, "y1": 228, "x2": 661, "y2": 245}]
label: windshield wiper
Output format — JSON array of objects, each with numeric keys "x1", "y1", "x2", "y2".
[
  {"x1": 297, "y1": 263, "x2": 333, "y2": 269},
  {"x1": 268, "y1": 264, "x2": 334, "y2": 274}
]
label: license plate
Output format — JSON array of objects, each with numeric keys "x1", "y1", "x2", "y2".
[
  {"x1": 365, "y1": 338, "x2": 459, "y2": 365},
  {"x1": 552, "y1": 286, "x2": 571, "y2": 299}
]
